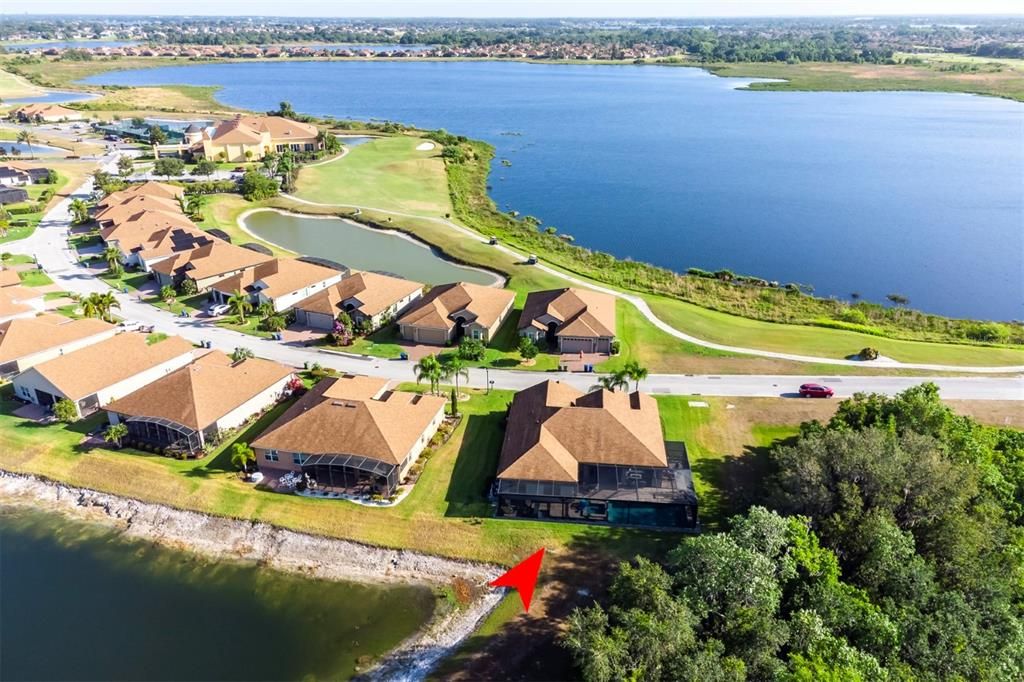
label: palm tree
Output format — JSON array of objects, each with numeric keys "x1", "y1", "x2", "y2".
[
  {"x1": 256, "y1": 300, "x2": 275, "y2": 320},
  {"x1": 594, "y1": 369, "x2": 629, "y2": 393},
  {"x1": 16, "y1": 130, "x2": 35, "y2": 159},
  {"x1": 160, "y1": 284, "x2": 176, "y2": 304},
  {"x1": 96, "y1": 291, "x2": 119, "y2": 321},
  {"x1": 102, "y1": 245, "x2": 122, "y2": 275},
  {"x1": 414, "y1": 354, "x2": 443, "y2": 396},
  {"x1": 82, "y1": 292, "x2": 102, "y2": 319},
  {"x1": 104, "y1": 422, "x2": 128, "y2": 449},
  {"x1": 227, "y1": 289, "x2": 252, "y2": 323},
  {"x1": 623, "y1": 360, "x2": 649, "y2": 392},
  {"x1": 230, "y1": 443, "x2": 256, "y2": 474},
  {"x1": 441, "y1": 355, "x2": 470, "y2": 406},
  {"x1": 69, "y1": 198, "x2": 89, "y2": 225}
]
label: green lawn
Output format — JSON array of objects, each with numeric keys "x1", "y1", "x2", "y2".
[
  {"x1": 0, "y1": 174, "x2": 69, "y2": 244},
  {"x1": 17, "y1": 269, "x2": 52, "y2": 287},
  {"x1": 293, "y1": 136, "x2": 453, "y2": 217},
  {"x1": 0, "y1": 253, "x2": 35, "y2": 265},
  {"x1": 645, "y1": 294, "x2": 1024, "y2": 367},
  {"x1": 655, "y1": 396, "x2": 723, "y2": 529},
  {"x1": 0, "y1": 382, "x2": 674, "y2": 565}
]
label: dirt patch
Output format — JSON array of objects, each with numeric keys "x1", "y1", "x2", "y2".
[{"x1": 945, "y1": 400, "x2": 1024, "y2": 428}]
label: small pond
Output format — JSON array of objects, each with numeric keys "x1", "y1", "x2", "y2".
[{"x1": 242, "y1": 209, "x2": 499, "y2": 286}]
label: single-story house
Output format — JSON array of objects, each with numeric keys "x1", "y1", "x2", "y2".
[
  {"x1": 12, "y1": 333, "x2": 195, "y2": 419},
  {"x1": 0, "y1": 270, "x2": 45, "y2": 323},
  {"x1": 0, "y1": 314, "x2": 117, "y2": 377},
  {"x1": 151, "y1": 241, "x2": 273, "y2": 293},
  {"x1": 96, "y1": 181, "x2": 184, "y2": 212},
  {"x1": 105, "y1": 350, "x2": 295, "y2": 456},
  {"x1": 494, "y1": 380, "x2": 698, "y2": 529},
  {"x1": 101, "y1": 216, "x2": 212, "y2": 270},
  {"x1": 0, "y1": 162, "x2": 53, "y2": 186},
  {"x1": 94, "y1": 196, "x2": 185, "y2": 228},
  {"x1": 210, "y1": 258, "x2": 344, "y2": 313},
  {"x1": 10, "y1": 103, "x2": 84, "y2": 123},
  {"x1": 518, "y1": 287, "x2": 617, "y2": 354},
  {"x1": 251, "y1": 374, "x2": 446, "y2": 496},
  {"x1": 293, "y1": 271, "x2": 424, "y2": 332},
  {"x1": 0, "y1": 187, "x2": 29, "y2": 205},
  {"x1": 397, "y1": 282, "x2": 515, "y2": 345}
]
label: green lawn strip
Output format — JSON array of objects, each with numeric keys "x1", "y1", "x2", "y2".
[
  {"x1": 98, "y1": 270, "x2": 150, "y2": 293},
  {"x1": 151, "y1": 292, "x2": 207, "y2": 316},
  {"x1": 293, "y1": 135, "x2": 452, "y2": 217},
  {"x1": 17, "y1": 269, "x2": 53, "y2": 287},
  {"x1": 214, "y1": 314, "x2": 274, "y2": 339},
  {"x1": 654, "y1": 396, "x2": 725, "y2": 530},
  {"x1": 0, "y1": 382, "x2": 673, "y2": 565},
  {"x1": 0, "y1": 253, "x2": 35, "y2": 265},
  {"x1": 198, "y1": 194, "x2": 297, "y2": 257},
  {"x1": 644, "y1": 294, "x2": 1024, "y2": 367}
]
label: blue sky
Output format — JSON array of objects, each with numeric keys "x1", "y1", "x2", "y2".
[{"x1": 4, "y1": 1, "x2": 1022, "y2": 18}]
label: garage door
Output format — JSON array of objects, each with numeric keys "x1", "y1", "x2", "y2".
[
  {"x1": 34, "y1": 390, "x2": 57, "y2": 407},
  {"x1": 560, "y1": 337, "x2": 595, "y2": 354},
  {"x1": 305, "y1": 311, "x2": 334, "y2": 331}
]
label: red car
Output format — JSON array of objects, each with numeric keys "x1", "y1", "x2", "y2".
[{"x1": 799, "y1": 383, "x2": 834, "y2": 398}]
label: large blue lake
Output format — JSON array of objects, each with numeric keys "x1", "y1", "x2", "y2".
[{"x1": 82, "y1": 61, "x2": 1024, "y2": 320}]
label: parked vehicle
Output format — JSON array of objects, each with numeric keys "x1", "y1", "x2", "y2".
[
  {"x1": 527, "y1": 254, "x2": 538, "y2": 264},
  {"x1": 118, "y1": 320, "x2": 141, "y2": 331},
  {"x1": 208, "y1": 303, "x2": 230, "y2": 316},
  {"x1": 798, "y1": 383, "x2": 834, "y2": 398}
]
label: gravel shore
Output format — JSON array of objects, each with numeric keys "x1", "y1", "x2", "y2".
[{"x1": 0, "y1": 469, "x2": 505, "y2": 680}]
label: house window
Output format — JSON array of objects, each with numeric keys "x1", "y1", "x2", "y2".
[
  {"x1": 291, "y1": 144, "x2": 302, "y2": 151},
  {"x1": 472, "y1": 329, "x2": 482, "y2": 340},
  {"x1": 304, "y1": 143, "x2": 315, "y2": 151},
  {"x1": 264, "y1": 450, "x2": 279, "y2": 462},
  {"x1": 293, "y1": 453, "x2": 307, "y2": 465},
  {"x1": 276, "y1": 144, "x2": 286, "y2": 152}
]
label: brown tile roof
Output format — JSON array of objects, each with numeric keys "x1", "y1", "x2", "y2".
[
  {"x1": 0, "y1": 315, "x2": 115, "y2": 364},
  {"x1": 519, "y1": 288, "x2": 616, "y2": 339},
  {"x1": 398, "y1": 282, "x2": 514, "y2": 331},
  {"x1": 297, "y1": 271, "x2": 423, "y2": 318},
  {"x1": 497, "y1": 380, "x2": 667, "y2": 483},
  {"x1": 95, "y1": 196, "x2": 183, "y2": 224},
  {"x1": 0, "y1": 290, "x2": 34, "y2": 320},
  {"x1": 209, "y1": 115, "x2": 318, "y2": 145},
  {"x1": 252, "y1": 375, "x2": 445, "y2": 467},
  {"x1": 212, "y1": 258, "x2": 339, "y2": 300},
  {"x1": 104, "y1": 351, "x2": 294, "y2": 431},
  {"x1": 151, "y1": 241, "x2": 272, "y2": 283},
  {"x1": 2, "y1": 160, "x2": 51, "y2": 173},
  {"x1": 0, "y1": 269, "x2": 21, "y2": 288},
  {"x1": 27, "y1": 333, "x2": 195, "y2": 400},
  {"x1": 97, "y1": 182, "x2": 184, "y2": 211},
  {"x1": 100, "y1": 209, "x2": 197, "y2": 242}
]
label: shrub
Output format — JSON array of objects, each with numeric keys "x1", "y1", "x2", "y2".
[
  {"x1": 517, "y1": 335, "x2": 539, "y2": 360},
  {"x1": 837, "y1": 308, "x2": 869, "y2": 325},
  {"x1": 963, "y1": 322, "x2": 1010, "y2": 344},
  {"x1": 610, "y1": 339, "x2": 622, "y2": 355},
  {"x1": 458, "y1": 337, "x2": 486, "y2": 361},
  {"x1": 261, "y1": 315, "x2": 286, "y2": 332},
  {"x1": 858, "y1": 347, "x2": 880, "y2": 361},
  {"x1": 178, "y1": 279, "x2": 198, "y2": 296},
  {"x1": 240, "y1": 170, "x2": 279, "y2": 201},
  {"x1": 53, "y1": 399, "x2": 78, "y2": 423}
]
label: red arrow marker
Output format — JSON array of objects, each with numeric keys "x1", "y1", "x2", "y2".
[{"x1": 489, "y1": 548, "x2": 546, "y2": 612}]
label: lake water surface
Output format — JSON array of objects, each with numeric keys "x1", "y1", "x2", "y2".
[
  {"x1": 81, "y1": 61, "x2": 1024, "y2": 320},
  {"x1": 0, "y1": 506, "x2": 434, "y2": 681}
]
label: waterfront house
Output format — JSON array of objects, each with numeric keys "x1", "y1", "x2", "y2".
[
  {"x1": 0, "y1": 314, "x2": 117, "y2": 376},
  {"x1": 518, "y1": 287, "x2": 617, "y2": 354},
  {"x1": 105, "y1": 351, "x2": 295, "y2": 456},
  {"x1": 0, "y1": 161, "x2": 53, "y2": 186},
  {"x1": 397, "y1": 282, "x2": 515, "y2": 345},
  {"x1": 0, "y1": 187, "x2": 29, "y2": 205},
  {"x1": 10, "y1": 103, "x2": 84, "y2": 123},
  {"x1": 189, "y1": 115, "x2": 321, "y2": 162},
  {"x1": 293, "y1": 271, "x2": 424, "y2": 332},
  {"x1": 495, "y1": 380, "x2": 698, "y2": 529},
  {"x1": 151, "y1": 241, "x2": 272, "y2": 293},
  {"x1": 12, "y1": 333, "x2": 195, "y2": 419},
  {"x1": 251, "y1": 374, "x2": 446, "y2": 496},
  {"x1": 210, "y1": 258, "x2": 343, "y2": 313}
]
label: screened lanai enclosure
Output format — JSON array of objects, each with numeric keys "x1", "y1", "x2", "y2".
[
  {"x1": 122, "y1": 416, "x2": 203, "y2": 456},
  {"x1": 301, "y1": 454, "x2": 400, "y2": 496},
  {"x1": 494, "y1": 442, "x2": 699, "y2": 530}
]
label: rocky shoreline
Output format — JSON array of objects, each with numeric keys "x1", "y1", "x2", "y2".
[{"x1": 0, "y1": 469, "x2": 504, "y2": 681}]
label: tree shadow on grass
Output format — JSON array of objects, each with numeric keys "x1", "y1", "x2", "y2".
[{"x1": 444, "y1": 411, "x2": 505, "y2": 518}]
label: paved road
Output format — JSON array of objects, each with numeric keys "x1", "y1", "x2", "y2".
[{"x1": 11, "y1": 155, "x2": 1023, "y2": 401}]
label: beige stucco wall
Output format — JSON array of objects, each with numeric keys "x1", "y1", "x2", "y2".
[{"x1": 213, "y1": 374, "x2": 294, "y2": 434}]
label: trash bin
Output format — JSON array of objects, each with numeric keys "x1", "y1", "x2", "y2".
[{"x1": 400, "y1": 352, "x2": 409, "y2": 361}]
